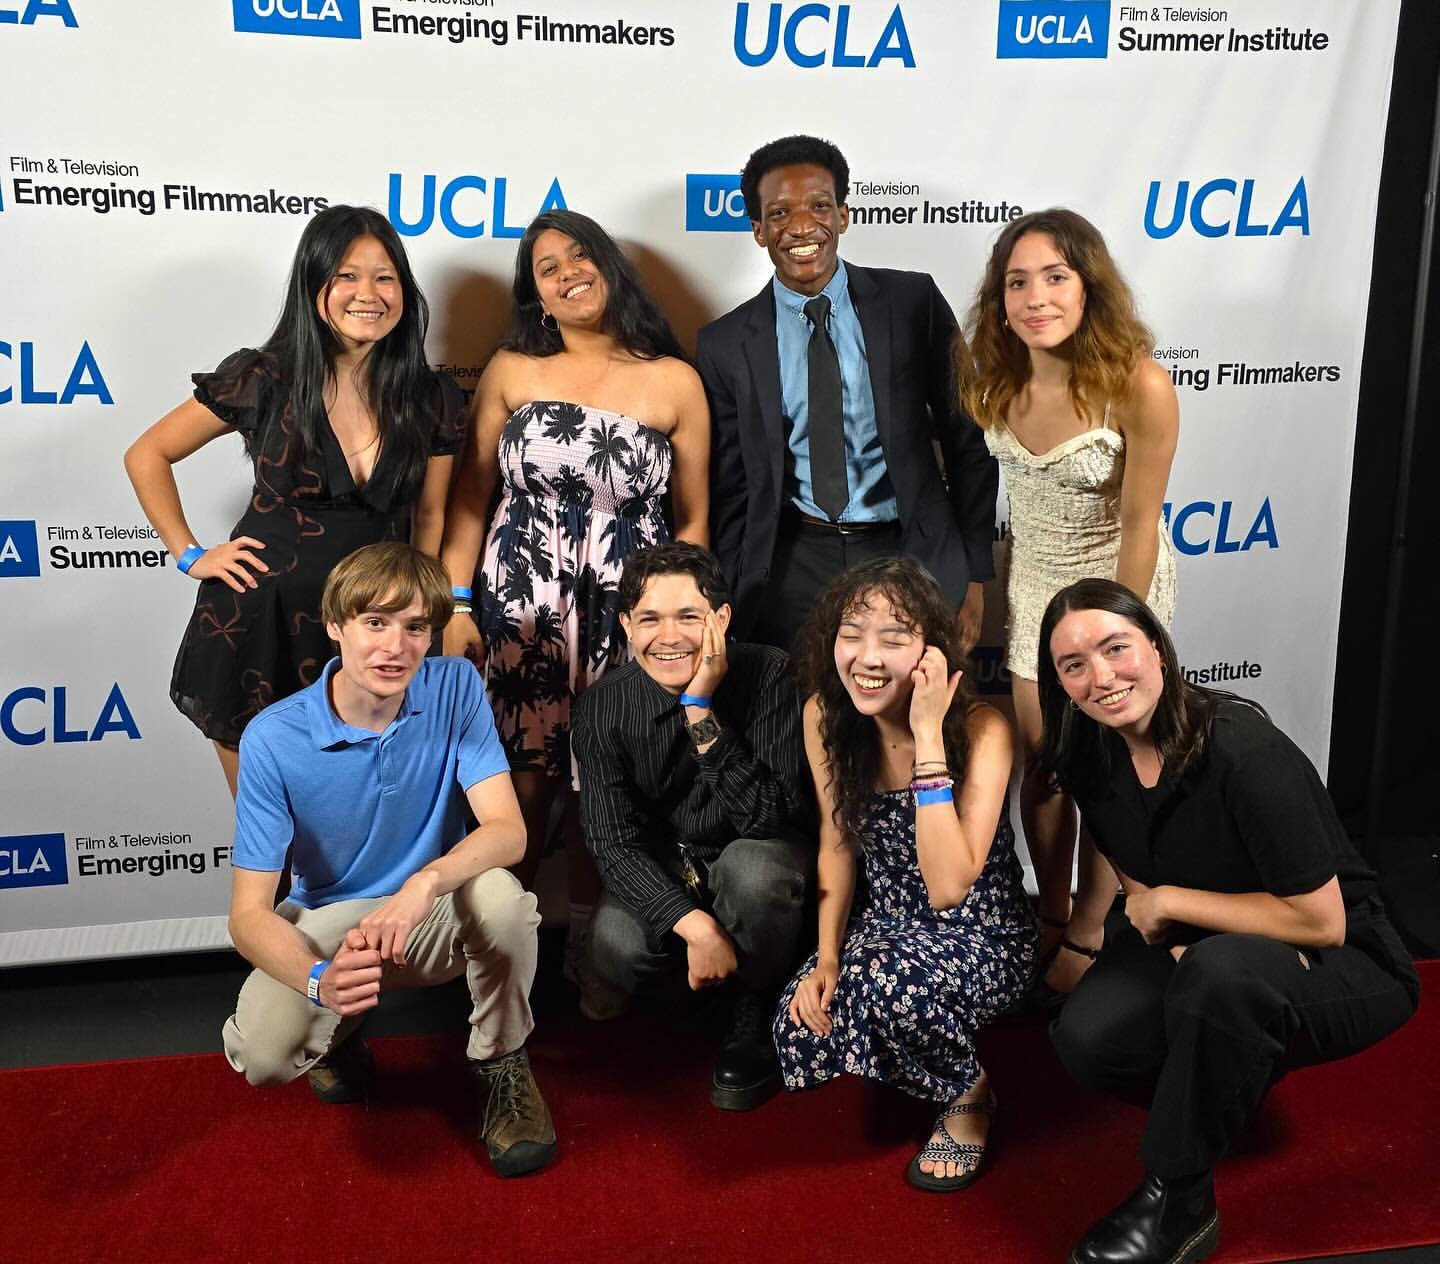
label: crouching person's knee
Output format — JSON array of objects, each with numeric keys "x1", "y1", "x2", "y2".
[
  {"x1": 456, "y1": 868, "x2": 540, "y2": 955},
  {"x1": 222, "y1": 1014, "x2": 306, "y2": 1088}
]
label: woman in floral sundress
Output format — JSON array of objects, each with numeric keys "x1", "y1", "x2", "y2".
[
  {"x1": 775, "y1": 557, "x2": 1036, "y2": 1192},
  {"x1": 440, "y1": 210, "x2": 709, "y2": 966}
]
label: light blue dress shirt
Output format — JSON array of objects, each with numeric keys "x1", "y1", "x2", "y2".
[{"x1": 772, "y1": 260, "x2": 898, "y2": 523}]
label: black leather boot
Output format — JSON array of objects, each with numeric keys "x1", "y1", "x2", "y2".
[
  {"x1": 1070, "y1": 1171, "x2": 1218, "y2": 1264},
  {"x1": 709, "y1": 987, "x2": 781, "y2": 1111}
]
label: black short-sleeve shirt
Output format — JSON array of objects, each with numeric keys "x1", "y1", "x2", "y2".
[{"x1": 1075, "y1": 701, "x2": 1379, "y2": 923}]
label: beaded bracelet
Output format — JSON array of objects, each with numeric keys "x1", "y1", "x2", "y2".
[
  {"x1": 909, "y1": 776, "x2": 954, "y2": 793},
  {"x1": 453, "y1": 601, "x2": 474, "y2": 615},
  {"x1": 911, "y1": 760, "x2": 950, "y2": 776}
]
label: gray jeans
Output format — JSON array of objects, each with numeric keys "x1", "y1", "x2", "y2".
[
  {"x1": 587, "y1": 835, "x2": 813, "y2": 995},
  {"x1": 223, "y1": 868, "x2": 539, "y2": 1085}
]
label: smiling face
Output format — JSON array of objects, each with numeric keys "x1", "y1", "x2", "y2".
[
  {"x1": 531, "y1": 227, "x2": 608, "y2": 330},
  {"x1": 325, "y1": 596, "x2": 432, "y2": 719},
  {"x1": 1048, "y1": 607, "x2": 1164, "y2": 740},
  {"x1": 1002, "y1": 231, "x2": 1086, "y2": 352},
  {"x1": 752, "y1": 162, "x2": 848, "y2": 296},
  {"x1": 832, "y1": 590, "x2": 925, "y2": 719},
  {"x1": 620, "y1": 572, "x2": 730, "y2": 695},
  {"x1": 316, "y1": 234, "x2": 403, "y2": 353}
]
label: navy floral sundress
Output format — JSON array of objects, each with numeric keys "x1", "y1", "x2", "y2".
[
  {"x1": 476, "y1": 400, "x2": 672, "y2": 782},
  {"x1": 775, "y1": 789, "x2": 1038, "y2": 1102}
]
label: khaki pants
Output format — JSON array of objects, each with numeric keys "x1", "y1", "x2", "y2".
[{"x1": 223, "y1": 868, "x2": 539, "y2": 1085}]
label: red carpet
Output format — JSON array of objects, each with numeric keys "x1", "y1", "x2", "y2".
[{"x1": 4, "y1": 962, "x2": 1437, "y2": 1264}]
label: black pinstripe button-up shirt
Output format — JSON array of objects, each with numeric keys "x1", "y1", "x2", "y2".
[{"x1": 572, "y1": 643, "x2": 811, "y2": 944}]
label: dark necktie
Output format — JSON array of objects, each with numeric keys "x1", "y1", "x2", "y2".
[{"x1": 803, "y1": 294, "x2": 849, "y2": 519}]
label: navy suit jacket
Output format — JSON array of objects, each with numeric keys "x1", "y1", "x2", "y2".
[{"x1": 695, "y1": 262, "x2": 997, "y2": 638}]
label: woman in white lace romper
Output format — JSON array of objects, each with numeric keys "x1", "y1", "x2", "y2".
[{"x1": 959, "y1": 209, "x2": 1179, "y2": 996}]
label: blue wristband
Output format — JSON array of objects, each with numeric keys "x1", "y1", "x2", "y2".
[
  {"x1": 452, "y1": 585, "x2": 473, "y2": 600},
  {"x1": 176, "y1": 544, "x2": 205, "y2": 575},
  {"x1": 915, "y1": 786, "x2": 954, "y2": 807},
  {"x1": 679, "y1": 693, "x2": 712, "y2": 709},
  {"x1": 306, "y1": 959, "x2": 330, "y2": 1007}
]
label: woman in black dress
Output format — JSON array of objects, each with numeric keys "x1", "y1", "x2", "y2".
[
  {"x1": 1037, "y1": 578, "x2": 1417, "y2": 1264},
  {"x1": 125, "y1": 205, "x2": 463, "y2": 795}
]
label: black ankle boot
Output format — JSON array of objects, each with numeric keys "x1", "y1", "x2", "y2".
[
  {"x1": 1069, "y1": 1171, "x2": 1218, "y2": 1264},
  {"x1": 709, "y1": 987, "x2": 781, "y2": 1111}
]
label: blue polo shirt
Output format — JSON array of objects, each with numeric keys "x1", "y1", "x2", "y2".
[{"x1": 233, "y1": 656, "x2": 510, "y2": 909}]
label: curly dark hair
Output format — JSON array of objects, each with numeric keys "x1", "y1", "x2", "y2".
[
  {"x1": 617, "y1": 542, "x2": 729, "y2": 616},
  {"x1": 740, "y1": 134, "x2": 850, "y2": 221},
  {"x1": 795, "y1": 557, "x2": 978, "y2": 849},
  {"x1": 500, "y1": 210, "x2": 687, "y2": 361},
  {"x1": 1034, "y1": 578, "x2": 1261, "y2": 795}
]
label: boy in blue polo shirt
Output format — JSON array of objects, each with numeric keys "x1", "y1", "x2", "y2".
[{"x1": 221, "y1": 542, "x2": 555, "y2": 1177}]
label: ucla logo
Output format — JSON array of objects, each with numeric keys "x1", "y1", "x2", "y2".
[
  {"x1": 734, "y1": 3, "x2": 915, "y2": 69},
  {"x1": 1145, "y1": 178, "x2": 1310, "y2": 239},
  {"x1": 686, "y1": 175, "x2": 748, "y2": 232},
  {"x1": 0, "y1": 340, "x2": 112, "y2": 406},
  {"x1": 0, "y1": 520, "x2": 40, "y2": 578},
  {"x1": 0, "y1": 833, "x2": 68, "y2": 890},
  {"x1": 388, "y1": 174, "x2": 567, "y2": 239},
  {"x1": 996, "y1": 0, "x2": 1108, "y2": 59},
  {"x1": 0, "y1": 0, "x2": 77, "y2": 26},
  {"x1": 2, "y1": 682, "x2": 141, "y2": 745},
  {"x1": 231, "y1": 0, "x2": 360, "y2": 40},
  {"x1": 1164, "y1": 498, "x2": 1278, "y2": 557}
]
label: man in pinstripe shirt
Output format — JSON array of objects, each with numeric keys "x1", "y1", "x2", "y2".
[{"x1": 573, "y1": 543, "x2": 814, "y2": 1111}]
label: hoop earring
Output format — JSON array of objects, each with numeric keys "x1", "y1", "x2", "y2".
[{"x1": 540, "y1": 311, "x2": 559, "y2": 333}]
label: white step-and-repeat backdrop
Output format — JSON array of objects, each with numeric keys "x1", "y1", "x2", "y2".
[{"x1": 1, "y1": 0, "x2": 1400, "y2": 963}]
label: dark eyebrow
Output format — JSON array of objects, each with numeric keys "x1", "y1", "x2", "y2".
[
  {"x1": 1006, "y1": 260, "x2": 1068, "y2": 277},
  {"x1": 1058, "y1": 630, "x2": 1128, "y2": 664}
]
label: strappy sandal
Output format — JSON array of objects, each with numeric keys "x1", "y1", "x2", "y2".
[
  {"x1": 905, "y1": 1093, "x2": 996, "y2": 1193},
  {"x1": 1037, "y1": 912, "x2": 1069, "y2": 965}
]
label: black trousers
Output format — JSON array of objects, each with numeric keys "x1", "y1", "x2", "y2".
[
  {"x1": 748, "y1": 516, "x2": 901, "y2": 654},
  {"x1": 1050, "y1": 914, "x2": 1418, "y2": 1177},
  {"x1": 587, "y1": 835, "x2": 813, "y2": 996}
]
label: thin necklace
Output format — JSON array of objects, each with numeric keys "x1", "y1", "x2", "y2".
[{"x1": 343, "y1": 431, "x2": 379, "y2": 458}]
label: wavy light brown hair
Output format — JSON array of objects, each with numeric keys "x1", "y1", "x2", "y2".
[{"x1": 959, "y1": 208, "x2": 1153, "y2": 430}]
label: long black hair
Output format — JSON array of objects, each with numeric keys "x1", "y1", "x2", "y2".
[
  {"x1": 796, "y1": 557, "x2": 978, "y2": 850},
  {"x1": 500, "y1": 210, "x2": 687, "y2": 361},
  {"x1": 1035, "y1": 578, "x2": 1258, "y2": 794},
  {"x1": 260, "y1": 204, "x2": 440, "y2": 498}
]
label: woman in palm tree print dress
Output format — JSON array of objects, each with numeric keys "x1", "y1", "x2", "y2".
[{"x1": 440, "y1": 210, "x2": 710, "y2": 925}]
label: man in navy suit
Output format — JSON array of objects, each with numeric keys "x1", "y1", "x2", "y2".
[{"x1": 696, "y1": 135, "x2": 997, "y2": 652}]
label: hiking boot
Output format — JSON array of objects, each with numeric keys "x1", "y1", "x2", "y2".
[
  {"x1": 307, "y1": 1033, "x2": 373, "y2": 1105},
  {"x1": 574, "y1": 949, "x2": 630, "y2": 1022},
  {"x1": 471, "y1": 1047, "x2": 556, "y2": 1177},
  {"x1": 709, "y1": 987, "x2": 781, "y2": 1111}
]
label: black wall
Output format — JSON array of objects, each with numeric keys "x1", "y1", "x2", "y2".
[{"x1": 1331, "y1": 0, "x2": 1440, "y2": 951}]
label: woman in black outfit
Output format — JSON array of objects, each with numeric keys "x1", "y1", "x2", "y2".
[
  {"x1": 1036, "y1": 578, "x2": 1417, "y2": 1264},
  {"x1": 126, "y1": 205, "x2": 463, "y2": 795}
]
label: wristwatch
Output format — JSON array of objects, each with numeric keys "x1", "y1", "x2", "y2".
[{"x1": 685, "y1": 712, "x2": 721, "y2": 747}]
